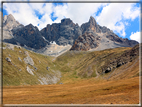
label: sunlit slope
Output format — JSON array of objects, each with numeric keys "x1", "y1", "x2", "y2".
[
  {"x1": 3, "y1": 76, "x2": 139, "y2": 104},
  {"x1": 54, "y1": 44, "x2": 140, "y2": 83},
  {"x1": 3, "y1": 42, "x2": 140, "y2": 86},
  {"x1": 3, "y1": 43, "x2": 61, "y2": 86}
]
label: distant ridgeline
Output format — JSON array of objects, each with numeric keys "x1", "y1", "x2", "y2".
[{"x1": 3, "y1": 14, "x2": 138, "y2": 51}]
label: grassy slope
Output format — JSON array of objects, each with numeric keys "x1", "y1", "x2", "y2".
[
  {"x1": 3, "y1": 43, "x2": 140, "y2": 86},
  {"x1": 3, "y1": 44, "x2": 59, "y2": 86},
  {"x1": 54, "y1": 47, "x2": 138, "y2": 83}
]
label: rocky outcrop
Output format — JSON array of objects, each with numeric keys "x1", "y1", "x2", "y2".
[
  {"x1": 38, "y1": 70, "x2": 61, "y2": 85},
  {"x1": 81, "y1": 16, "x2": 101, "y2": 34},
  {"x1": 2, "y1": 15, "x2": 48, "y2": 49},
  {"x1": 3, "y1": 14, "x2": 24, "y2": 40},
  {"x1": 26, "y1": 66, "x2": 34, "y2": 75},
  {"x1": 5, "y1": 57, "x2": 11, "y2": 62},
  {"x1": 6, "y1": 43, "x2": 15, "y2": 50},
  {"x1": 40, "y1": 18, "x2": 82, "y2": 45},
  {"x1": 70, "y1": 16, "x2": 138, "y2": 51},
  {"x1": 10, "y1": 24, "x2": 47, "y2": 49},
  {"x1": 24, "y1": 55, "x2": 34, "y2": 66},
  {"x1": 99, "y1": 44, "x2": 140, "y2": 74},
  {"x1": 70, "y1": 32, "x2": 100, "y2": 51},
  {"x1": 3, "y1": 14, "x2": 23, "y2": 30}
]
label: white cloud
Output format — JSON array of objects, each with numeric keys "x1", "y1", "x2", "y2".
[
  {"x1": 3, "y1": 3, "x2": 107, "y2": 29},
  {"x1": 96, "y1": 3, "x2": 140, "y2": 37},
  {"x1": 3, "y1": 3, "x2": 54, "y2": 30},
  {"x1": 3, "y1": 3, "x2": 40, "y2": 26},
  {"x1": 52, "y1": 4, "x2": 68, "y2": 23},
  {"x1": 3, "y1": 2, "x2": 140, "y2": 38},
  {"x1": 53, "y1": 3, "x2": 107, "y2": 26},
  {"x1": 130, "y1": 31, "x2": 141, "y2": 43}
]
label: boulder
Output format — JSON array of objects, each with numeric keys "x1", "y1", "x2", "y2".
[
  {"x1": 15, "y1": 45, "x2": 21, "y2": 49},
  {"x1": 18, "y1": 57, "x2": 22, "y2": 62},
  {"x1": 26, "y1": 66, "x2": 34, "y2": 75},
  {"x1": 105, "y1": 67, "x2": 111, "y2": 73},
  {"x1": 5, "y1": 57, "x2": 11, "y2": 62},
  {"x1": 6, "y1": 44, "x2": 14, "y2": 50},
  {"x1": 24, "y1": 51, "x2": 29, "y2": 56},
  {"x1": 24, "y1": 56, "x2": 34, "y2": 66}
]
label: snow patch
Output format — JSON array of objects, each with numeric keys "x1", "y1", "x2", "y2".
[{"x1": 50, "y1": 41, "x2": 56, "y2": 44}]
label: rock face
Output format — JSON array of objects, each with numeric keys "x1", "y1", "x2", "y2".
[
  {"x1": 98, "y1": 43, "x2": 140, "y2": 74},
  {"x1": 70, "y1": 32, "x2": 100, "y2": 51},
  {"x1": 3, "y1": 14, "x2": 23, "y2": 30},
  {"x1": 3, "y1": 14, "x2": 24, "y2": 40},
  {"x1": 81, "y1": 16, "x2": 101, "y2": 34},
  {"x1": 70, "y1": 16, "x2": 138, "y2": 51},
  {"x1": 11, "y1": 24, "x2": 47, "y2": 49},
  {"x1": 3, "y1": 14, "x2": 48, "y2": 49},
  {"x1": 40, "y1": 18, "x2": 82, "y2": 45}
]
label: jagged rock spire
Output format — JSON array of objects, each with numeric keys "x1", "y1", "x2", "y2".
[{"x1": 89, "y1": 16, "x2": 97, "y2": 26}]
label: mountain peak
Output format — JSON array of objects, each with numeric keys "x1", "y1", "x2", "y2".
[
  {"x1": 81, "y1": 16, "x2": 101, "y2": 34},
  {"x1": 8, "y1": 14, "x2": 15, "y2": 19},
  {"x1": 3, "y1": 14, "x2": 16, "y2": 23},
  {"x1": 3, "y1": 14, "x2": 23, "y2": 31},
  {"x1": 89, "y1": 16, "x2": 97, "y2": 25},
  {"x1": 61, "y1": 18, "x2": 74, "y2": 25}
]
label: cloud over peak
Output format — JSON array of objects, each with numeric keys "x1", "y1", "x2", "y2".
[{"x1": 3, "y1": 2, "x2": 140, "y2": 39}]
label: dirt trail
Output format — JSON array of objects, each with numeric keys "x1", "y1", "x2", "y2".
[{"x1": 95, "y1": 68, "x2": 100, "y2": 78}]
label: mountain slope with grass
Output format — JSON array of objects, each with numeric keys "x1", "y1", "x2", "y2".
[
  {"x1": 2, "y1": 43, "x2": 140, "y2": 104},
  {"x1": 3, "y1": 43, "x2": 61, "y2": 86},
  {"x1": 3, "y1": 42, "x2": 140, "y2": 86},
  {"x1": 54, "y1": 43, "x2": 140, "y2": 83}
]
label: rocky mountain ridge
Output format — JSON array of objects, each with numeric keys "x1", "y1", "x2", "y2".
[
  {"x1": 2, "y1": 14, "x2": 138, "y2": 53},
  {"x1": 70, "y1": 16, "x2": 138, "y2": 51}
]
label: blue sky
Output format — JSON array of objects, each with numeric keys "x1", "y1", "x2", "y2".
[{"x1": 2, "y1": 2, "x2": 141, "y2": 43}]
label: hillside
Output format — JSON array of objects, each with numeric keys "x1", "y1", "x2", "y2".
[
  {"x1": 53, "y1": 43, "x2": 140, "y2": 83},
  {"x1": 3, "y1": 43, "x2": 140, "y2": 86},
  {"x1": 2, "y1": 43, "x2": 140, "y2": 104},
  {"x1": 3, "y1": 43, "x2": 61, "y2": 86}
]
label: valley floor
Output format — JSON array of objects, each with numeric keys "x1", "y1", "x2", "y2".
[{"x1": 3, "y1": 76, "x2": 140, "y2": 105}]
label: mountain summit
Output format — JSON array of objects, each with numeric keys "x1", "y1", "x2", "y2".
[
  {"x1": 81, "y1": 16, "x2": 101, "y2": 34},
  {"x1": 3, "y1": 14, "x2": 24, "y2": 40}
]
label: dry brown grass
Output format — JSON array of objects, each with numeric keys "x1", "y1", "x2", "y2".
[{"x1": 3, "y1": 76, "x2": 139, "y2": 104}]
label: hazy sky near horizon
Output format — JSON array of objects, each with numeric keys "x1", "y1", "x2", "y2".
[{"x1": 2, "y1": 1, "x2": 141, "y2": 43}]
